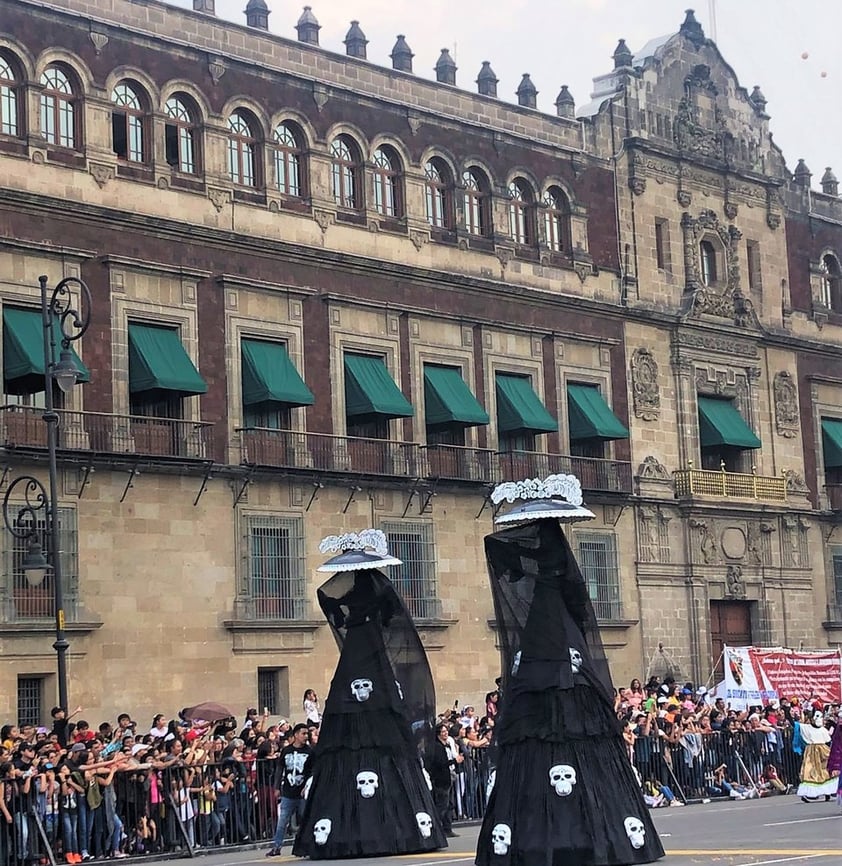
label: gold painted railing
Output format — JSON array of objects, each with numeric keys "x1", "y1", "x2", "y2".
[{"x1": 673, "y1": 466, "x2": 787, "y2": 501}]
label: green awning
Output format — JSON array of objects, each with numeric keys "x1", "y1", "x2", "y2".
[
  {"x1": 128, "y1": 322, "x2": 207, "y2": 396},
  {"x1": 3, "y1": 307, "x2": 90, "y2": 394},
  {"x1": 241, "y1": 339, "x2": 314, "y2": 408},
  {"x1": 495, "y1": 373, "x2": 558, "y2": 434},
  {"x1": 698, "y1": 396, "x2": 761, "y2": 449},
  {"x1": 424, "y1": 365, "x2": 489, "y2": 428},
  {"x1": 822, "y1": 417, "x2": 842, "y2": 468},
  {"x1": 567, "y1": 383, "x2": 629, "y2": 441},
  {"x1": 344, "y1": 353, "x2": 414, "y2": 419}
]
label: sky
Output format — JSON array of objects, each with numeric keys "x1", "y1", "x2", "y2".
[{"x1": 170, "y1": 0, "x2": 841, "y2": 182}]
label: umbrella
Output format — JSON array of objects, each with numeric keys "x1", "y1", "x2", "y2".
[{"x1": 181, "y1": 701, "x2": 237, "y2": 722}]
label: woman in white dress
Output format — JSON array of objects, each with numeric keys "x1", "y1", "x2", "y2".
[{"x1": 796, "y1": 711, "x2": 836, "y2": 802}]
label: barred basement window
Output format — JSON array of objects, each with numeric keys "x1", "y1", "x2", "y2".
[
  {"x1": 382, "y1": 521, "x2": 440, "y2": 619},
  {"x1": 2, "y1": 507, "x2": 78, "y2": 621},
  {"x1": 574, "y1": 531, "x2": 623, "y2": 621},
  {"x1": 244, "y1": 515, "x2": 306, "y2": 620},
  {"x1": 258, "y1": 667, "x2": 289, "y2": 716},
  {"x1": 17, "y1": 676, "x2": 42, "y2": 727}
]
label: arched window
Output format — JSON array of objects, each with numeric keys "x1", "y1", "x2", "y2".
[
  {"x1": 40, "y1": 66, "x2": 76, "y2": 149},
  {"x1": 228, "y1": 110, "x2": 258, "y2": 187},
  {"x1": 508, "y1": 179, "x2": 534, "y2": 245},
  {"x1": 273, "y1": 121, "x2": 303, "y2": 197},
  {"x1": 164, "y1": 95, "x2": 197, "y2": 174},
  {"x1": 463, "y1": 168, "x2": 489, "y2": 237},
  {"x1": 1, "y1": 55, "x2": 20, "y2": 137},
  {"x1": 821, "y1": 254, "x2": 842, "y2": 310},
  {"x1": 700, "y1": 239, "x2": 717, "y2": 286},
  {"x1": 330, "y1": 135, "x2": 361, "y2": 210},
  {"x1": 372, "y1": 146, "x2": 401, "y2": 217},
  {"x1": 543, "y1": 187, "x2": 570, "y2": 252},
  {"x1": 424, "y1": 158, "x2": 454, "y2": 230},
  {"x1": 111, "y1": 82, "x2": 146, "y2": 162}
]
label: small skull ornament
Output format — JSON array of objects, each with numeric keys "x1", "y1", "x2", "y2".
[
  {"x1": 569, "y1": 647, "x2": 583, "y2": 674},
  {"x1": 415, "y1": 812, "x2": 433, "y2": 839},
  {"x1": 623, "y1": 816, "x2": 646, "y2": 850},
  {"x1": 356, "y1": 770, "x2": 379, "y2": 798},
  {"x1": 548, "y1": 764, "x2": 577, "y2": 797},
  {"x1": 350, "y1": 677, "x2": 373, "y2": 702},
  {"x1": 491, "y1": 823, "x2": 512, "y2": 855},
  {"x1": 511, "y1": 650, "x2": 522, "y2": 676},
  {"x1": 313, "y1": 818, "x2": 332, "y2": 846}
]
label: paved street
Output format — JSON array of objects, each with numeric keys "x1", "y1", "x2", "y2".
[{"x1": 155, "y1": 796, "x2": 841, "y2": 866}]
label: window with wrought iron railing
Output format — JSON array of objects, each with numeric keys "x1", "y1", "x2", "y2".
[
  {"x1": 2, "y1": 506, "x2": 78, "y2": 621},
  {"x1": 382, "y1": 521, "x2": 440, "y2": 619},
  {"x1": 243, "y1": 515, "x2": 306, "y2": 620},
  {"x1": 574, "y1": 531, "x2": 623, "y2": 621}
]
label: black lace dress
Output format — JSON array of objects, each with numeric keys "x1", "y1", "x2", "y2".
[
  {"x1": 293, "y1": 569, "x2": 447, "y2": 859},
  {"x1": 475, "y1": 519, "x2": 664, "y2": 866}
]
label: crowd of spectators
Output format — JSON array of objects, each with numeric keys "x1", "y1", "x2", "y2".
[{"x1": 0, "y1": 674, "x2": 835, "y2": 864}]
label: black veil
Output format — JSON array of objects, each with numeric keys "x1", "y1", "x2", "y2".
[
  {"x1": 317, "y1": 568, "x2": 436, "y2": 748},
  {"x1": 485, "y1": 519, "x2": 614, "y2": 707}
]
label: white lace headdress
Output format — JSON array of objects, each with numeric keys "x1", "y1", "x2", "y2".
[
  {"x1": 491, "y1": 474, "x2": 595, "y2": 524},
  {"x1": 317, "y1": 529, "x2": 403, "y2": 572}
]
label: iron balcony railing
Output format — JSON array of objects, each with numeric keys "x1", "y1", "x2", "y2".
[
  {"x1": 496, "y1": 450, "x2": 633, "y2": 494},
  {"x1": 0, "y1": 405, "x2": 213, "y2": 460},
  {"x1": 240, "y1": 428, "x2": 632, "y2": 492},
  {"x1": 673, "y1": 465, "x2": 787, "y2": 502}
]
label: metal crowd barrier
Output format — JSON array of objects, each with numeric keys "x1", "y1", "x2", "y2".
[{"x1": 0, "y1": 730, "x2": 801, "y2": 865}]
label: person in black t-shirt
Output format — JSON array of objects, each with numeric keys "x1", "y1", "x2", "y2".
[{"x1": 266, "y1": 725, "x2": 311, "y2": 857}]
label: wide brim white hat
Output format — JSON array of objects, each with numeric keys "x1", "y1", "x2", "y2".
[
  {"x1": 317, "y1": 549, "x2": 403, "y2": 573},
  {"x1": 495, "y1": 497, "x2": 596, "y2": 524},
  {"x1": 491, "y1": 474, "x2": 596, "y2": 525}
]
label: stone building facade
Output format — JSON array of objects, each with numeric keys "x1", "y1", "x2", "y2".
[{"x1": 0, "y1": 1, "x2": 838, "y2": 723}]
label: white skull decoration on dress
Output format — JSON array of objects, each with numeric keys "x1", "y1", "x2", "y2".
[
  {"x1": 623, "y1": 816, "x2": 646, "y2": 850},
  {"x1": 491, "y1": 823, "x2": 512, "y2": 855},
  {"x1": 350, "y1": 678, "x2": 373, "y2": 702},
  {"x1": 415, "y1": 812, "x2": 433, "y2": 838},
  {"x1": 511, "y1": 650, "x2": 522, "y2": 676},
  {"x1": 356, "y1": 770, "x2": 379, "y2": 798},
  {"x1": 569, "y1": 647, "x2": 583, "y2": 674},
  {"x1": 548, "y1": 764, "x2": 577, "y2": 796},
  {"x1": 313, "y1": 818, "x2": 332, "y2": 845}
]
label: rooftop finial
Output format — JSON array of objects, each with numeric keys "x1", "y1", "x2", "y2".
[
  {"x1": 390, "y1": 35, "x2": 413, "y2": 73},
  {"x1": 821, "y1": 167, "x2": 838, "y2": 197},
  {"x1": 555, "y1": 85, "x2": 575, "y2": 119},
  {"x1": 435, "y1": 49, "x2": 457, "y2": 86},
  {"x1": 296, "y1": 5, "x2": 320, "y2": 45},
  {"x1": 516, "y1": 73, "x2": 537, "y2": 109},
  {"x1": 793, "y1": 158, "x2": 812, "y2": 187},
  {"x1": 245, "y1": 0, "x2": 269, "y2": 30},
  {"x1": 344, "y1": 20, "x2": 368, "y2": 59},
  {"x1": 477, "y1": 62, "x2": 499, "y2": 98},
  {"x1": 749, "y1": 85, "x2": 768, "y2": 116},
  {"x1": 613, "y1": 38, "x2": 633, "y2": 69},
  {"x1": 679, "y1": 9, "x2": 705, "y2": 45}
]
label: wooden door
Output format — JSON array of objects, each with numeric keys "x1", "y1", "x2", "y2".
[{"x1": 709, "y1": 600, "x2": 752, "y2": 679}]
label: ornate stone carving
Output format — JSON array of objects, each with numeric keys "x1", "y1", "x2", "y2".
[
  {"x1": 723, "y1": 201, "x2": 738, "y2": 220},
  {"x1": 312, "y1": 83, "x2": 329, "y2": 111},
  {"x1": 367, "y1": 220, "x2": 380, "y2": 233},
  {"x1": 409, "y1": 230, "x2": 428, "y2": 251},
  {"x1": 629, "y1": 176, "x2": 646, "y2": 196},
  {"x1": 782, "y1": 515, "x2": 810, "y2": 568},
  {"x1": 495, "y1": 247, "x2": 514, "y2": 269},
  {"x1": 638, "y1": 506, "x2": 671, "y2": 563},
  {"x1": 673, "y1": 331, "x2": 758, "y2": 358},
  {"x1": 89, "y1": 31, "x2": 109, "y2": 54},
  {"x1": 630, "y1": 348, "x2": 660, "y2": 421},
  {"x1": 406, "y1": 111, "x2": 421, "y2": 135},
  {"x1": 637, "y1": 456, "x2": 671, "y2": 481},
  {"x1": 773, "y1": 372, "x2": 799, "y2": 438},
  {"x1": 31, "y1": 150, "x2": 45, "y2": 165},
  {"x1": 745, "y1": 523, "x2": 763, "y2": 565},
  {"x1": 207, "y1": 188, "x2": 230, "y2": 212},
  {"x1": 313, "y1": 209, "x2": 334, "y2": 233},
  {"x1": 725, "y1": 564, "x2": 746, "y2": 599},
  {"x1": 677, "y1": 189, "x2": 692, "y2": 207},
  {"x1": 89, "y1": 163, "x2": 114, "y2": 188},
  {"x1": 157, "y1": 176, "x2": 169, "y2": 190},
  {"x1": 689, "y1": 518, "x2": 719, "y2": 564},
  {"x1": 208, "y1": 57, "x2": 226, "y2": 85},
  {"x1": 766, "y1": 212, "x2": 781, "y2": 231},
  {"x1": 674, "y1": 90, "x2": 725, "y2": 161},
  {"x1": 783, "y1": 469, "x2": 808, "y2": 494}
]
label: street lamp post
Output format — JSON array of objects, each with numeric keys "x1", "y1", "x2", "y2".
[{"x1": 1, "y1": 275, "x2": 91, "y2": 711}]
